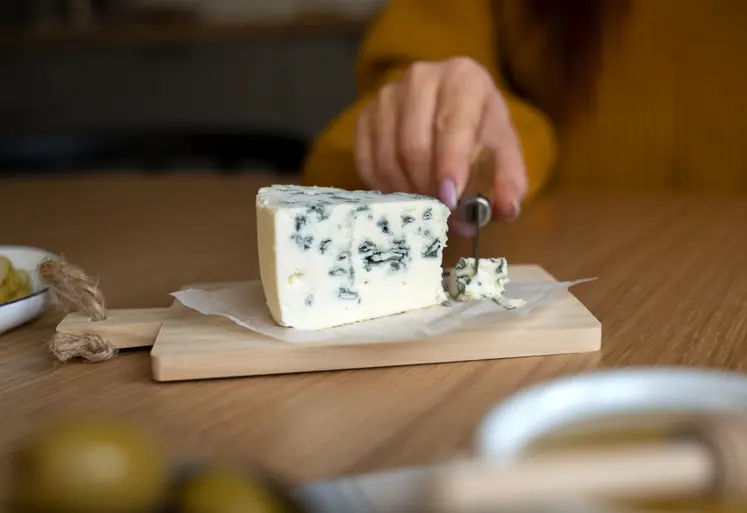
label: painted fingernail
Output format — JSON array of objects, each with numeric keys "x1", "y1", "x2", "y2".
[
  {"x1": 448, "y1": 217, "x2": 477, "y2": 237},
  {"x1": 439, "y1": 179, "x2": 457, "y2": 209}
]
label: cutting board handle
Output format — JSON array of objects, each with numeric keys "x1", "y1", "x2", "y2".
[{"x1": 54, "y1": 308, "x2": 172, "y2": 354}]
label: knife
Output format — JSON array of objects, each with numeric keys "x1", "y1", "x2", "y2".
[
  {"x1": 456, "y1": 146, "x2": 494, "y2": 271},
  {"x1": 292, "y1": 460, "x2": 619, "y2": 513}
]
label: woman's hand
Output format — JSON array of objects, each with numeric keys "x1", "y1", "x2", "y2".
[{"x1": 355, "y1": 57, "x2": 527, "y2": 234}]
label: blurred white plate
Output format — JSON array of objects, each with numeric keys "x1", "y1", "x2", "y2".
[
  {"x1": 0, "y1": 246, "x2": 58, "y2": 336},
  {"x1": 475, "y1": 367, "x2": 747, "y2": 463}
]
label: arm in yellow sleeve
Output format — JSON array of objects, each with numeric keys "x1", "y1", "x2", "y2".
[{"x1": 301, "y1": 0, "x2": 558, "y2": 202}]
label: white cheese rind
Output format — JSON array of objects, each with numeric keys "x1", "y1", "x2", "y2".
[
  {"x1": 446, "y1": 257, "x2": 509, "y2": 301},
  {"x1": 256, "y1": 185, "x2": 450, "y2": 330}
]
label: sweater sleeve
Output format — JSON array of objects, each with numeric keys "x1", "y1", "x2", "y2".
[{"x1": 301, "y1": 0, "x2": 557, "y2": 201}]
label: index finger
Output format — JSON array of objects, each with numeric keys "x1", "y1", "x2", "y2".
[{"x1": 433, "y1": 71, "x2": 490, "y2": 203}]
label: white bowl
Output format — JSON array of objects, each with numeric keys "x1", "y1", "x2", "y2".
[
  {"x1": 0, "y1": 246, "x2": 58, "y2": 336},
  {"x1": 475, "y1": 367, "x2": 747, "y2": 464}
]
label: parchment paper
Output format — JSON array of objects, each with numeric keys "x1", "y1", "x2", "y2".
[{"x1": 170, "y1": 275, "x2": 595, "y2": 345}]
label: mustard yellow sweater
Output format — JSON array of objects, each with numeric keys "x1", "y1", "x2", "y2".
[{"x1": 302, "y1": 0, "x2": 747, "y2": 199}]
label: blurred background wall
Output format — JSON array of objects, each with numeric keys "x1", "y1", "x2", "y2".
[{"x1": 0, "y1": 0, "x2": 386, "y2": 175}]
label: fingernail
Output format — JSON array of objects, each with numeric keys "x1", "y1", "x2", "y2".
[
  {"x1": 511, "y1": 199, "x2": 522, "y2": 218},
  {"x1": 503, "y1": 199, "x2": 521, "y2": 221},
  {"x1": 439, "y1": 179, "x2": 457, "y2": 209},
  {"x1": 448, "y1": 217, "x2": 477, "y2": 237}
]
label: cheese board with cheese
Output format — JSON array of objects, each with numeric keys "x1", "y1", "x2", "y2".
[{"x1": 47, "y1": 184, "x2": 601, "y2": 382}]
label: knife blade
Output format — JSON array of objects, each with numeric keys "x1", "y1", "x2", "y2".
[
  {"x1": 473, "y1": 201, "x2": 480, "y2": 267},
  {"x1": 457, "y1": 146, "x2": 494, "y2": 270}
]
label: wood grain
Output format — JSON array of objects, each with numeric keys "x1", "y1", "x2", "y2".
[{"x1": 1, "y1": 173, "x2": 746, "y2": 492}]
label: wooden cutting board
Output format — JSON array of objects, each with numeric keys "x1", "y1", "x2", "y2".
[{"x1": 54, "y1": 265, "x2": 601, "y2": 382}]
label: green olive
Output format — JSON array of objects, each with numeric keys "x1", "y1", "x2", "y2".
[
  {"x1": 176, "y1": 467, "x2": 289, "y2": 513},
  {"x1": 9, "y1": 417, "x2": 168, "y2": 513}
]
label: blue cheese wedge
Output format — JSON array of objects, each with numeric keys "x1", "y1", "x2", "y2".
[
  {"x1": 256, "y1": 185, "x2": 450, "y2": 330},
  {"x1": 446, "y1": 257, "x2": 510, "y2": 301}
]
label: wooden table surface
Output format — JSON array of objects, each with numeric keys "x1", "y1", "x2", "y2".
[{"x1": 1, "y1": 172, "x2": 747, "y2": 488}]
